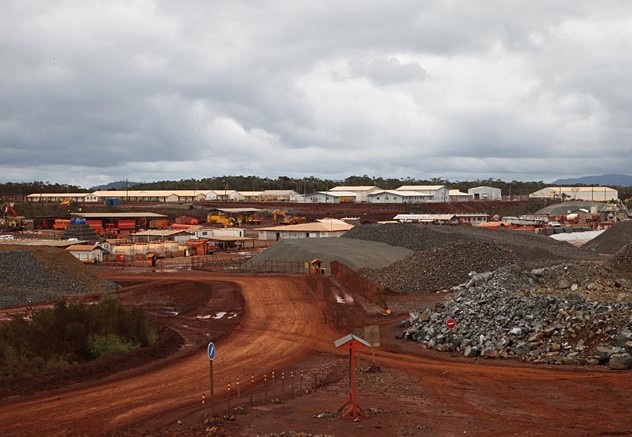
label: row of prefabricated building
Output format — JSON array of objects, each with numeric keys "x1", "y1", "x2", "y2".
[{"x1": 25, "y1": 185, "x2": 620, "y2": 204}]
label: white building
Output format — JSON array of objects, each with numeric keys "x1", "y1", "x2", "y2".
[
  {"x1": 395, "y1": 185, "x2": 449, "y2": 202},
  {"x1": 449, "y1": 189, "x2": 473, "y2": 202},
  {"x1": 257, "y1": 219, "x2": 354, "y2": 240},
  {"x1": 305, "y1": 191, "x2": 357, "y2": 203},
  {"x1": 368, "y1": 190, "x2": 433, "y2": 203},
  {"x1": 205, "y1": 190, "x2": 240, "y2": 201},
  {"x1": 235, "y1": 191, "x2": 263, "y2": 201},
  {"x1": 131, "y1": 229, "x2": 195, "y2": 244},
  {"x1": 468, "y1": 186, "x2": 502, "y2": 200},
  {"x1": 260, "y1": 190, "x2": 300, "y2": 202},
  {"x1": 26, "y1": 193, "x2": 98, "y2": 203},
  {"x1": 65, "y1": 244, "x2": 107, "y2": 263},
  {"x1": 91, "y1": 190, "x2": 209, "y2": 203},
  {"x1": 529, "y1": 186, "x2": 618, "y2": 202},
  {"x1": 393, "y1": 214, "x2": 457, "y2": 224},
  {"x1": 329, "y1": 186, "x2": 380, "y2": 202}
]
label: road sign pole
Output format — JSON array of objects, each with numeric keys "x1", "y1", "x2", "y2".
[
  {"x1": 209, "y1": 359, "x2": 214, "y2": 416},
  {"x1": 207, "y1": 342, "x2": 216, "y2": 416}
]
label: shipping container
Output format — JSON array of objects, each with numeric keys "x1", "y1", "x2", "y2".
[
  {"x1": 150, "y1": 219, "x2": 169, "y2": 229},
  {"x1": 116, "y1": 219, "x2": 136, "y2": 230}
]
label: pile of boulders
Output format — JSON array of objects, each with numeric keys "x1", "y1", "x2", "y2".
[
  {"x1": 344, "y1": 223, "x2": 470, "y2": 252},
  {"x1": 401, "y1": 265, "x2": 632, "y2": 369},
  {"x1": 361, "y1": 241, "x2": 519, "y2": 293}
]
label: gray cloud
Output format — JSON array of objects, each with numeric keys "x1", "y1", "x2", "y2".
[{"x1": 0, "y1": 0, "x2": 631, "y2": 185}]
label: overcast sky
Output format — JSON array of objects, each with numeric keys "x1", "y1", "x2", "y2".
[{"x1": 1, "y1": 1, "x2": 631, "y2": 187}]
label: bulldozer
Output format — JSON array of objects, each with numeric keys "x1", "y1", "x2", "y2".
[
  {"x1": 273, "y1": 210, "x2": 306, "y2": 225},
  {"x1": 207, "y1": 213, "x2": 239, "y2": 227}
]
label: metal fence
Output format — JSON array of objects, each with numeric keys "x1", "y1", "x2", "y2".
[
  {"x1": 330, "y1": 260, "x2": 388, "y2": 308},
  {"x1": 194, "y1": 257, "x2": 310, "y2": 274}
]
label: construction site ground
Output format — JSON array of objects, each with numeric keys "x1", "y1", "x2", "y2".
[{"x1": 2, "y1": 269, "x2": 632, "y2": 437}]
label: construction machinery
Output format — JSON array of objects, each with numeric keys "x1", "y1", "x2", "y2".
[
  {"x1": 1, "y1": 202, "x2": 24, "y2": 231},
  {"x1": 272, "y1": 210, "x2": 306, "y2": 225},
  {"x1": 207, "y1": 213, "x2": 239, "y2": 227}
]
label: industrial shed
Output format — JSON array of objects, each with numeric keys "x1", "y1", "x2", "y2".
[
  {"x1": 529, "y1": 186, "x2": 618, "y2": 202},
  {"x1": 395, "y1": 185, "x2": 449, "y2": 202},
  {"x1": 449, "y1": 190, "x2": 473, "y2": 202},
  {"x1": 65, "y1": 245, "x2": 107, "y2": 263},
  {"x1": 468, "y1": 186, "x2": 502, "y2": 200},
  {"x1": 257, "y1": 219, "x2": 354, "y2": 240},
  {"x1": 306, "y1": 191, "x2": 357, "y2": 203},
  {"x1": 329, "y1": 186, "x2": 380, "y2": 202},
  {"x1": 131, "y1": 229, "x2": 194, "y2": 244},
  {"x1": 393, "y1": 214, "x2": 457, "y2": 224},
  {"x1": 368, "y1": 190, "x2": 433, "y2": 203}
]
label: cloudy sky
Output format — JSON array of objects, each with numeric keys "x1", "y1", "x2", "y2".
[{"x1": 1, "y1": 1, "x2": 631, "y2": 186}]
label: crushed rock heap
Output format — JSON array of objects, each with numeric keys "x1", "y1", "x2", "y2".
[
  {"x1": 401, "y1": 263, "x2": 632, "y2": 369},
  {"x1": 583, "y1": 220, "x2": 632, "y2": 255},
  {"x1": 346, "y1": 223, "x2": 599, "y2": 294},
  {"x1": 0, "y1": 245, "x2": 118, "y2": 308}
]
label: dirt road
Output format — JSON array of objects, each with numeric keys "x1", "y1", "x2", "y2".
[
  {"x1": 2, "y1": 271, "x2": 632, "y2": 437},
  {"x1": 0, "y1": 273, "x2": 341, "y2": 437}
]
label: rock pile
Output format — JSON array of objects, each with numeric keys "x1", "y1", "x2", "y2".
[
  {"x1": 362, "y1": 241, "x2": 519, "y2": 293},
  {"x1": 0, "y1": 246, "x2": 117, "y2": 308},
  {"x1": 344, "y1": 223, "x2": 469, "y2": 251},
  {"x1": 607, "y1": 242, "x2": 632, "y2": 277},
  {"x1": 401, "y1": 265, "x2": 632, "y2": 369},
  {"x1": 583, "y1": 220, "x2": 632, "y2": 255}
]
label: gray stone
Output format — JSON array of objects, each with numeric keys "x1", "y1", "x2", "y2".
[{"x1": 609, "y1": 353, "x2": 632, "y2": 370}]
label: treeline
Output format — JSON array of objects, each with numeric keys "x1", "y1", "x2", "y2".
[
  {"x1": 0, "y1": 181, "x2": 85, "y2": 199},
  {"x1": 0, "y1": 296, "x2": 157, "y2": 379},
  {"x1": 132, "y1": 175, "x2": 553, "y2": 197},
  {"x1": 2, "y1": 177, "x2": 631, "y2": 199}
]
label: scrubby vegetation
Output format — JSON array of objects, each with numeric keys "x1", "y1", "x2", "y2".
[{"x1": 0, "y1": 295, "x2": 157, "y2": 378}]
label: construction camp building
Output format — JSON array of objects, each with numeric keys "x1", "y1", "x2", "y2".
[{"x1": 529, "y1": 186, "x2": 618, "y2": 202}]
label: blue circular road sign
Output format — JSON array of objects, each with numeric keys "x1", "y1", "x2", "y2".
[{"x1": 207, "y1": 342, "x2": 216, "y2": 361}]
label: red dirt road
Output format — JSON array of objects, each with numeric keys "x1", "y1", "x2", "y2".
[{"x1": 2, "y1": 272, "x2": 632, "y2": 436}]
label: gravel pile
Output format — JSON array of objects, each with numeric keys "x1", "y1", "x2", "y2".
[
  {"x1": 250, "y1": 238, "x2": 412, "y2": 271},
  {"x1": 344, "y1": 223, "x2": 469, "y2": 251},
  {"x1": 401, "y1": 264, "x2": 632, "y2": 368},
  {"x1": 608, "y1": 242, "x2": 632, "y2": 276},
  {"x1": 583, "y1": 221, "x2": 632, "y2": 255},
  {"x1": 362, "y1": 241, "x2": 519, "y2": 293},
  {"x1": 0, "y1": 246, "x2": 117, "y2": 308}
]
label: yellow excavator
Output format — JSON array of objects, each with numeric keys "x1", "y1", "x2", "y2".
[{"x1": 273, "y1": 210, "x2": 306, "y2": 225}]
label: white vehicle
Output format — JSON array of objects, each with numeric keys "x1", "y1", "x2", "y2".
[{"x1": 0, "y1": 234, "x2": 15, "y2": 240}]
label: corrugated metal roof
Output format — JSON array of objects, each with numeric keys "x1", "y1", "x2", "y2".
[
  {"x1": 316, "y1": 191, "x2": 357, "y2": 197},
  {"x1": 66, "y1": 244, "x2": 101, "y2": 251},
  {"x1": 261, "y1": 190, "x2": 298, "y2": 195},
  {"x1": 257, "y1": 220, "x2": 353, "y2": 232},
  {"x1": 396, "y1": 185, "x2": 446, "y2": 191},
  {"x1": 92, "y1": 190, "x2": 210, "y2": 197},
  {"x1": 26, "y1": 193, "x2": 90, "y2": 198},
  {"x1": 213, "y1": 208, "x2": 262, "y2": 213},
  {"x1": 370, "y1": 190, "x2": 433, "y2": 197},
  {"x1": 72, "y1": 212, "x2": 167, "y2": 218},
  {"x1": 330, "y1": 186, "x2": 379, "y2": 192},
  {"x1": 132, "y1": 230, "x2": 193, "y2": 237},
  {"x1": 449, "y1": 189, "x2": 471, "y2": 196},
  {"x1": 393, "y1": 214, "x2": 455, "y2": 220},
  {"x1": 0, "y1": 239, "x2": 87, "y2": 247}
]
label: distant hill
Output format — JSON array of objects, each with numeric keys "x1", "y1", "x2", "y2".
[
  {"x1": 90, "y1": 181, "x2": 142, "y2": 190},
  {"x1": 552, "y1": 174, "x2": 632, "y2": 187}
]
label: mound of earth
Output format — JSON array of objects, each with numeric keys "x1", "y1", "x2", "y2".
[
  {"x1": 608, "y1": 242, "x2": 632, "y2": 277},
  {"x1": 249, "y1": 238, "x2": 412, "y2": 271},
  {"x1": 0, "y1": 245, "x2": 117, "y2": 308},
  {"x1": 343, "y1": 223, "x2": 468, "y2": 251},
  {"x1": 346, "y1": 223, "x2": 599, "y2": 265},
  {"x1": 583, "y1": 221, "x2": 632, "y2": 255},
  {"x1": 362, "y1": 241, "x2": 519, "y2": 293}
]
